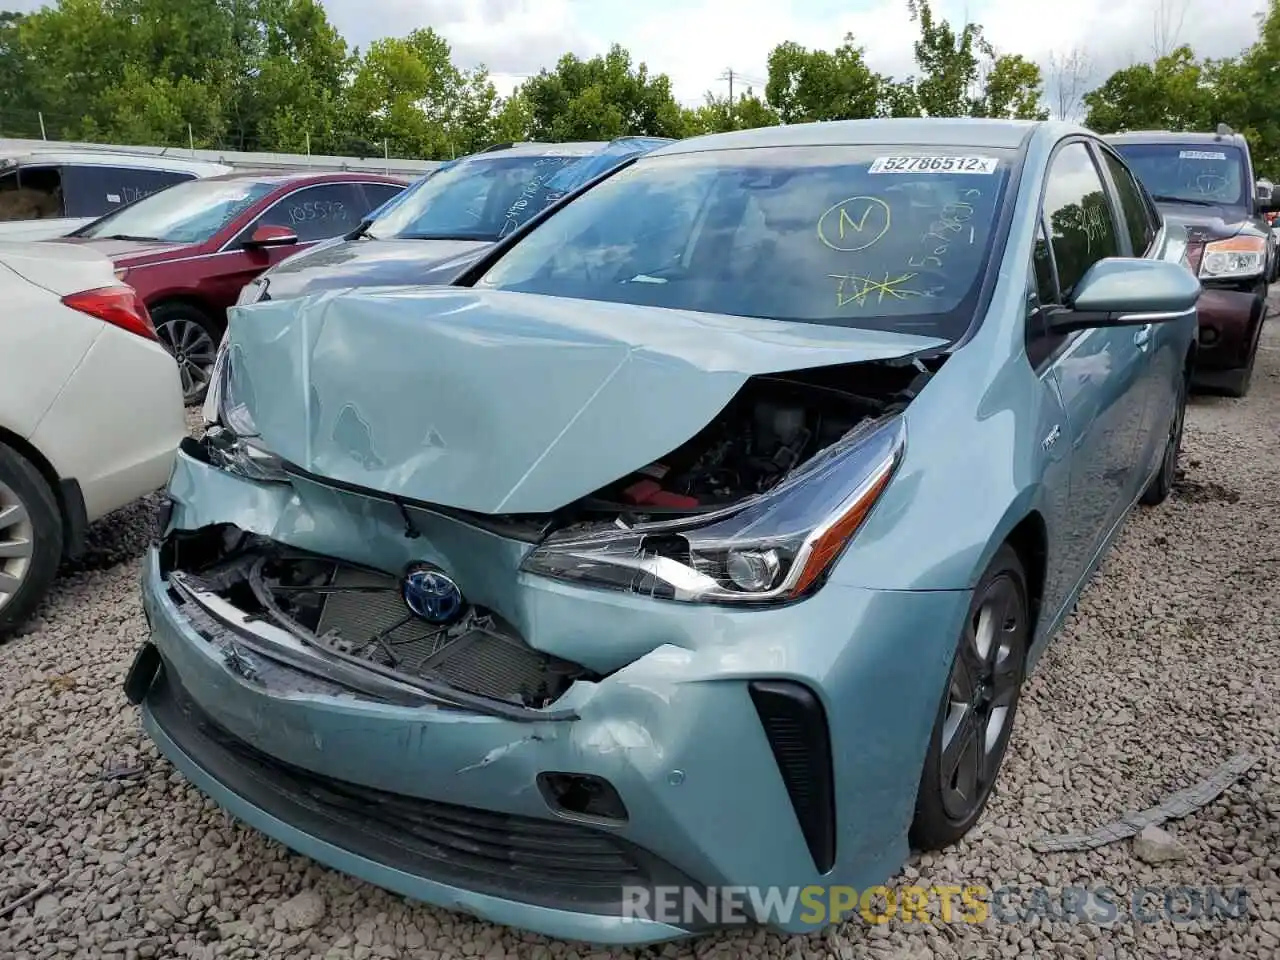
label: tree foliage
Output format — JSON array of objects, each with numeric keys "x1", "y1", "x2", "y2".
[{"x1": 0, "y1": 0, "x2": 1276, "y2": 174}]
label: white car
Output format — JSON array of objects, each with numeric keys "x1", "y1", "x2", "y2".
[
  {"x1": 0, "y1": 242, "x2": 186, "y2": 634},
  {"x1": 0, "y1": 150, "x2": 232, "y2": 242}
]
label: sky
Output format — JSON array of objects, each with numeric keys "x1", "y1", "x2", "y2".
[
  {"x1": 321, "y1": 0, "x2": 1268, "y2": 110},
  {"x1": 5, "y1": 0, "x2": 1270, "y2": 113}
]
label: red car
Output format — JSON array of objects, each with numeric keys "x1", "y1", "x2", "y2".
[{"x1": 55, "y1": 171, "x2": 408, "y2": 402}]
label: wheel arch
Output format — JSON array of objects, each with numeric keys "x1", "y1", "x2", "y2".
[
  {"x1": 147, "y1": 294, "x2": 227, "y2": 336},
  {"x1": 0, "y1": 426, "x2": 87, "y2": 559}
]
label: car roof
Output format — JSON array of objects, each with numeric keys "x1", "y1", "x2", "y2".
[
  {"x1": 1104, "y1": 130, "x2": 1248, "y2": 148},
  {"x1": 0, "y1": 150, "x2": 231, "y2": 174},
  {"x1": 650, "y1": 118, "x2": 1063, "y2": 156}
]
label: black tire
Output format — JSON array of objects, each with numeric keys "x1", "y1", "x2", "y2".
[
  {"x1": 1218, "y1": 313, "x2": 1263, "y2": 399},
  {"x1": 150, "y1": 301, "x2": 222, "y2": 406},
  {"x1": 1141, "y1": 367, "x2": 1189, "y2": 506},
  {"x1": 910, "y1": 543, "x2": 1029, "y2": 850},
  {"x1": 0, "y1": 444, "x2": 63, "y2": 639}
]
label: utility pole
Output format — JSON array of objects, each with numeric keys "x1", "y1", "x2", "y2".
[{"x1": 719, "y1": 68, "x2": 736, "y2": 107}]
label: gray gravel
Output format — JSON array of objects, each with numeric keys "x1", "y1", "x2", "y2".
[{"x1": 2, "y1": 323, "x2": 1278, "y2": 960}]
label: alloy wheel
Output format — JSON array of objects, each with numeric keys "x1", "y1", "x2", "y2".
[
  {"x1": 0, "y1": 478, "x2": 34, "y2": 614},
  {"x1": 939, "y1": 572, "x2": 1026, "y2": 821},
  {"x1": 156, "y1": 317, "x2": 218, "y2": 403}
]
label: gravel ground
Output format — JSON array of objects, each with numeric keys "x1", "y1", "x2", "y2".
[{"x1": 2, "y1": 323, "x2": 1278, "y2": 960}]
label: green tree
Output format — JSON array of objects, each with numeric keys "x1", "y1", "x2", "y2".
[
  {"x1": 1082, "y1": 45, "x2": 1217, "y2": 134},
  {"x1": 519, "y1": 44, "x2": 685, "y2": 141},
  {"x1": 976, "y1": 54, "x2": 1049, "y2": 120},
  {"x1": 906, "y1": 0, "x2": 988, "y2": 117},
  {"x1": 343, "y1": 28, "x2": 496, "y2": 159},
  {"x1": 681, "y1": 86, "x2": 779, "y2": 135},
  {"x1": 898, "y1": 1, "x2": 1045, "y2": 120},
  {"x1": 764, "y1": 36, "x2": 885, "y2": 123},
  {"x1": 1200, "y1": 0, "x2": 1280, "y2": 177}
]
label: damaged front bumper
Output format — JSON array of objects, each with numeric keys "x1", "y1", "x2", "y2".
[{"x1": 130, "y1": 446, "x2": 971, "y2": 944}]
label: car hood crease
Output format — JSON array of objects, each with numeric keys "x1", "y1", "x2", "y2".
[{"x1": 226, "y1": 287, "x2": 947, "y2": 515}]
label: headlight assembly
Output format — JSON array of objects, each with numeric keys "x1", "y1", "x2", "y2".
[
  {"x1": 202, "y1": 343, "x2": 290, "y2": 484},
  {"x1": 520, "y1": 415, "x2": 906, "y2": 605},
  {"x1": 236, "y1": 277, "x2": 269, "y2": 305},
  {"x1": 1199, "y1": 235, "x2": 1266, "y2": 280}
]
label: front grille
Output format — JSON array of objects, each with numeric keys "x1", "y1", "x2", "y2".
[
  {"x1": 147, "y1": 664, "x2": 696, "y2": 914},
  {"x1": 749, "y1": 680, "x2": 837, "y2": 873}
]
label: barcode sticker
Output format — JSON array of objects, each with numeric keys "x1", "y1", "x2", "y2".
[
  {"x1": 1179, "y1": 150, "x2": 1227, "y2": 160},
  {"x1": 868, "y1": 156, "x2": 999, "y2": 175}
]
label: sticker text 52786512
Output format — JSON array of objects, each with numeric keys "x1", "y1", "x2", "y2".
[{"x1": 868, "y1": 156, "x2": 999, "y2": 175}]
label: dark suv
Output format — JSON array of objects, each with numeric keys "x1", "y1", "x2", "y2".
[{"x1": 1107, "y1": 128, "x2": 1278, "y2": 397}]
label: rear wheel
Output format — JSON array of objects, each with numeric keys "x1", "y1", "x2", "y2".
[
  {"x1": 910, "y1": 544, "x2": 1029, "y2": 850},
  {"x1": 0, "y1": 444, "x2": 63, "y2": 638},
  {"x1": 151, "y1": 302, "x2": 221, "y2": 405},
  {"x1": 1141, "y1": 367, "x2": 1188, "y2": 506}
]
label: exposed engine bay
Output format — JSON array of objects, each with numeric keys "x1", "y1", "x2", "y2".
[
  {"x1": 160, "y1": 527, "x2": 597, "y2": 711},
  {"x1": 174, "y1": 358, "x2": 938, "y2": 707},
  {"x1": 575, "y1": 362, "x2": 929, "y2": 520}
]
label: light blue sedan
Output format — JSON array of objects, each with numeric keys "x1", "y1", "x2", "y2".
[{"x1": 127, "y1": 119, "x2": 1200, "y2": 944}]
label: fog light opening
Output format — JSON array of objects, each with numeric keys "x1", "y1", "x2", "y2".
[
  {"x1": 537, "y1": 772, "x2": 629, "y2": 822},
  {"x1": 1200, "y1": 325, "x2": 1220, "y2": 346}
]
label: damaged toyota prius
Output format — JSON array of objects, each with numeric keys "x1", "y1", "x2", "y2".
[{"x1": 126, "y1": 119, "x2": 1200, "y2": 944}]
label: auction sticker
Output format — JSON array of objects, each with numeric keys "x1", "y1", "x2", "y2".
[
  {"x1": 1179, "y1": 150, "x2": 1227, "y2": 160},
  {"x1": 869, "y1": 156, "x2": 999, "y2": 174}
]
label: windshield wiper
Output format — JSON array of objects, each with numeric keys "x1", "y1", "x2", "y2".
[
  {"x1": 1150, "y1": 194, "x2": 1219, "y2": 207},
  {"x1": 97, "y1": 233, "x2": 165, "y2": 242}
]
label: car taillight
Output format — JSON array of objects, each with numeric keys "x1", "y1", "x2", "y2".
[{"x1": 61, "y1": 286, "x2": 157, "y2": 342}]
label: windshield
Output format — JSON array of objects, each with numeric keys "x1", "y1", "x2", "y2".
[
  {"x1": 76, "y1": 178, "x2": 276, "y2": 243},
  {"x1": 476, "y1": 146, "x2": 1014, "y2": 339},
  {"x1": 1112, "y1": 143, "x2": 1247, "y2": 207},
  {"x1": 366, "y1": 151, "x2": 600, "y2": 242}
]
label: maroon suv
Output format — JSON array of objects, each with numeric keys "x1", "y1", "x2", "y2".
[
  {"x1": 54, "y1": 171, "x2": 407, "y2": 402},
  {"x1": 1107, "y1": 129, "x2": 1277, "y2": 397}
]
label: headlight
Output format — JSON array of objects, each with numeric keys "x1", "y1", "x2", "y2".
[
  {"x1": 1199, "y1": 236, "x2": 1266, "y2": 279},
  {"x1": 203, "y1": 343, "x2": 290, "y2": 484},
  {"x1": 236, "y1": 278, "x2": 269, "y2": 305},
  {"x1": 520, "y1": 415, "x2": 905, "y2": 605}
]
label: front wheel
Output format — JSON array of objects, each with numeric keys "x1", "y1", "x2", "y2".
[
  {"x1": 910, "y1": 543, "x2": 1029, "y2": 850},
  {"x1": 151, "y1": 302, "x2": 221, "y2": 405},
  {"x1": 0, "y1": 444, "x2": 63, "y2": 638}
]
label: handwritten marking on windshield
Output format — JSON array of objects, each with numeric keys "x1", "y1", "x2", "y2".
[
  {"x1": 830, "y1": 272, "x2": 934, "y2": 307},
  {"x1": 817, "y1": 196, "x2": 891, "y2": 252},
  {"x1": 903, "y1": 189, "x2": 982, "y2": 277}
]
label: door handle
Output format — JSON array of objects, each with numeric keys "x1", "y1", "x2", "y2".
[{"x1": 1133, "y1": 324, "x2": 1152, "y2": 350}]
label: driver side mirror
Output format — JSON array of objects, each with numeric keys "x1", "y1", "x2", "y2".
[
  {"x1": 243, "y1": 224, "x2": 298, "y2": 249},
  {"x1": 1046, "y1": 258, "x2": 1201, "y2": 334}
]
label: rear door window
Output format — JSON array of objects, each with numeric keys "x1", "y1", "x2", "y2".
[
  {"x1": 242, "y1": 182, "x2": 363, "y2": 245},
  {"x1": 359, "y1": 182, "x2": 405, "y2": 215},
  {"x1": 1098, "y1": 149, "x2": 1159, "y2": 256},
  {"x1": 0, "y1": 165, "x2": 63, "y2": 220},
  {"x1": 62, "y1": 165, "x2": 195, "y2": 218}
]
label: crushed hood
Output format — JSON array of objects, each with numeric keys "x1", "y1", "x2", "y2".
[{"x1": 225, "y1": 287, "x2": 946, "y2": 514}]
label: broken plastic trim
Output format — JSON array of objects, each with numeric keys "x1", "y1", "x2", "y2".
[
  {"x1": 521, "y1": 414, "x2": 906, "y2": 605},
  {"x1": 166, "y1": 572, "x2": 579, "y2": 722}
]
